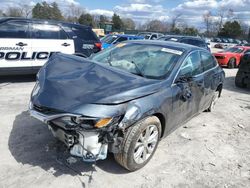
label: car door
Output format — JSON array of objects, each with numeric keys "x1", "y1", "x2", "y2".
[
  {"x1": 30, "y1": 22, "x2": 74, "y2": 68},
  {"x1": 200, "y1": 51, "x2": 219, "y2": 108},
  {"x1": 171, "y1": 51, "x2": 205, "y2": 128},
  {"x1": 0, "y1": 20, "x2": 32, "y2": 69}
]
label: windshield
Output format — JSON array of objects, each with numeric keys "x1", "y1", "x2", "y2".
[
  {"x1": 224, "y1": 47, "x2": 244, "y2": 53},
  {"x1": 101, "y1": 35, "x2": 118, "y2": 44},
  {"x1": 90, "y1": 43, "x2": 184, "y2": 79}
]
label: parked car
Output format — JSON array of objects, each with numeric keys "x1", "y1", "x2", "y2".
[
  {"x1": 236, "y1": 43, "x2": 250, "y2": 47},
  {"x1": 158, "y1": 35, "x2": 210, "y2": 51},
  {"x1": 29, "y1": 40, "x2": 225, "y2": 171},
  {"x1": 235, "y1": 52, "x2": 250, "y2": 88},
  {"x1": 137, "y1": 32, "x2": 164, "y2": 40},
  {"x1": 213, "y1": 46, "x2": 250, "y2": 68},
  {"x1": 101, "y1": 34, "x2": 143, "y2": 49},
  {"x1": 0, "y1": 17, "x2": 101, "y2": 76}
]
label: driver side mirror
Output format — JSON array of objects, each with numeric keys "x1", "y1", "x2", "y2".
[{"x1": 175, "y1": 75, "x2": 193, "y2": 84}]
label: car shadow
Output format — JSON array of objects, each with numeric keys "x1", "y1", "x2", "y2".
[
  {"x1": 8, "y1": 111, "x2": 129, "y2": 180},
  {"x1": 0, "y1": 75, "x2": 36, "y2": 83},
  {"x1": 222, "y1": 76, "x2": 250, "y2": 94}
]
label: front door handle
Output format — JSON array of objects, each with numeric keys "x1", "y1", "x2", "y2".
[
  {"x1": 16, "y1": 42, "x2": 27, "y2": 47},
  {"x1": 62, "y1": 43, "x2": 70, "y2": 47}
]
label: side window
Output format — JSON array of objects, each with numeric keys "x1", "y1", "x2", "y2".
[
  {"x1": 180, "y1": 38, "x2": 190, "y2": 44},
  {"x1": 115, "y1": 37, "x2": 127, "y2": 43},
  {"x1": 31, "y1": 24, "x2": 67, "y2": 39},
  {"x1": 179, "y1": 51, "x2": 202, "y2": 77},
  {"x1": 0, "y1": 21, "x2": 29, "y2": 38},
  {"x1": 151, "y1": 34, "x2": 157, "y2": 40},
  {"x1": 201, "y1": 51, "x2": 217, "y2": 71},
  {"x1": 72, "y1": 27, "x2": 98, "y2": 41}
]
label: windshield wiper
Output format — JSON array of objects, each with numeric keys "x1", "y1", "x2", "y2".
[
  {"x1": 108, "y1": 51, "x2": 113, "y2": 66},
  {"x1": 131, "y1": 61, "x2": 145, "y2": 78}
]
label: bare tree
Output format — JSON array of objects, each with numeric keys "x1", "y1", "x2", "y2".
[
  {"x1": 122, "y1": 18, "x2": 136, "y2": 30},
  {"x1": 65, "y1": 3, "x2": 84, "y2": 22},
  {"x1": 170, "y1": 13, "x2": 182, "y2": 31},
  {"x1": 6, "y1": 7, "x2": 22, "y2": 17},
  {"x1": 203, "y1": 11, "x2": 214, "y2": 36},
  {"x1": 145, "y1": 20, "x2": 167, "y2": 32},
  {"x1": 19, "y1": 4, "x2": 33, "y2": 18}
]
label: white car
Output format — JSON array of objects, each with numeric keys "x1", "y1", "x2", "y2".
[{"x1": 0, "y1": 18, "x2": 101, "y2": 75}]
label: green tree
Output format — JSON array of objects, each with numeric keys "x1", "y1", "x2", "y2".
[
  {"x1": 218, "y1": 21, "x2": 242, "y2": 38},
  {"x1": 78, "y1": 13, "x2": 94, "y2": 27},
  {"x1": 182, "y1": 27, "x2": 199, "y2": 36},
  {"x1": 248, "y1": 28, "x2": 250, "y2": 41},
  {"x1": 112, "y1": 13, "x2": 123, "y2": 31},
  {"x1": 99, "y1": 15, "x2": 109, "y2": 28},
  {"x1": 32, "y1": 1, "x2": 63, "y2": 20}
]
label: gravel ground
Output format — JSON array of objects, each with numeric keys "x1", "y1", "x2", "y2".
[{"x1": 0, "y1": 69, "x2": 249, "y2": 188}]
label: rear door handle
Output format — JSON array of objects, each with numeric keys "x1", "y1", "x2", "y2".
[
  {"x1": 62, "y1": 43, "x2": 70, "y2": 47},
  {"x1": 16, "y1": 42, "x2": 27, "y2": 47}
]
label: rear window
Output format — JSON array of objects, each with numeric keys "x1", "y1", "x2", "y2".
[
  {"x1": 72, "y1": 27, "x2": 98, "y2": 41},
  {"x1": 201, "y1": 51, "x2": 217, "y2": 71},
  {"x1": 181, "y1": 38, "x2": 206, "y2": 48}
]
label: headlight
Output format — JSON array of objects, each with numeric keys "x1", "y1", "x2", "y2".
[
  {"x1": 95, "y1": 118, "x2": 113, "y2": 128},
  {"x1": 74, "y1": 116, "x2": 121, "y2": 129},
  {"x1": 31, "y1": 81, "x2": 40, "y2": 97}
]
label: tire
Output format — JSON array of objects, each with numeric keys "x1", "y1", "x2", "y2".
[
  {"x1": 114, "y1": 116, "x2": 161, "y2": 171},
  {"x1": 235, "y1": 71, "x2": 246, "y2": 88},
  {"x1": 228, "y1": 58, "x2": 235, "y2": 69}
]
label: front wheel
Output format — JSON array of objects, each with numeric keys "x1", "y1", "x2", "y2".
[
  {"x1": 228, "y1": 58, "x2": 236, "y2": 69},
  {"x1": 114, "y1": 116, "x2": 161, "y2": 171}
]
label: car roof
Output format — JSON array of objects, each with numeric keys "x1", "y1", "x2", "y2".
[
  {"x1": 116, "y1": 34, "x2": 143, "y2": 38},
  {"x1": 0, "y1": 17, "x2": 91, "y2": 29},
  {"x1": 124, "y1": 40, "x2": 202, "y2": 52},
  {"x1": 164, "y1": 35, "x2": 204, "y2": 41},
  {"x1": 107, "y1": 34, "x2": 143, "y2": 39}
]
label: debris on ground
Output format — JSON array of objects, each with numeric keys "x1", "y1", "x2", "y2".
[
  {"x1": 180, "y1": 132, "x2": 192, "y2": 140},
  {"x1": 237, "y1": 124, "x2": 245, "y2": 129}
]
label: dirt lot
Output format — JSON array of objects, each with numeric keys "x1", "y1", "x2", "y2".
[{"x1": 0, "y1": 69, "x2": 249, "y2": 188}]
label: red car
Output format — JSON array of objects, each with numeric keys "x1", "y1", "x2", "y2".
[{"x1": 213, "y1": 46, "x2": 250, "y2": 68}]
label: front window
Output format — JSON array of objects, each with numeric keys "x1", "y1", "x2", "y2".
[
  {"x1": 179, "y1": 51, "x2": 202, "y2": 77},
  {"x1": 90, "y1": 43, "x2": 184, "y2": 79},
  {"x1": 224, "y1": 47, "x2": 244, "y2": 53},
  {"x1": 31, "y1": 24, "x2": 67, "y2": 39}
]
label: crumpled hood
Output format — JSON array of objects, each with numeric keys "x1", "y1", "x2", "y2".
[{"x1": 32, "y1": 53, "x2": 161, "y2": 112}]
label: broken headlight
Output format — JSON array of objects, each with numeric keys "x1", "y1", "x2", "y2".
[
  {"x1": 31, "y1": 81, "x2": 40, "y2": 97},
  {"x1": 73, "y1": 116, "x2": 121, "y2": 129}
]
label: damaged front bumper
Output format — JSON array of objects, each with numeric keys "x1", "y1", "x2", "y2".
[{"x1": 29, "y1": 102, "x2": 110, "y2": 162}]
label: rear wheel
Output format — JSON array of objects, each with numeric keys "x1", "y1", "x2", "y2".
[
  {"x1": 228, "y1": 58, "x2": 236, "y2": 69},
  {"x1": 114, "y1": 116, "x2": 161, "y2": 171}
]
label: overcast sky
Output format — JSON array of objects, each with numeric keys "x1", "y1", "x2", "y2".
[{"x1": 1, "y1": 0, "x2": 250, "y2": 27}]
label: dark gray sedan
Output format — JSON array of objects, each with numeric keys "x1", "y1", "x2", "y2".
[{"x1": 29, "y1": 40, "x2": 225, "y2": 171}]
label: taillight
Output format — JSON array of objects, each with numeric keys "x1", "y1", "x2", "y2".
[{"x1": 95, "y1": 43, "x2": 102, "y2": 51}]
